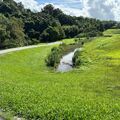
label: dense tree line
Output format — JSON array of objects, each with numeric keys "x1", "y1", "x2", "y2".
[{"x1": 0, "y1": 0, "x2": 118, "y2": 49}]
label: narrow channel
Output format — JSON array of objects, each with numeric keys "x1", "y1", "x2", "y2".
[{"x1": 57, "y1": 49, "x2": 80, "y2": 72}]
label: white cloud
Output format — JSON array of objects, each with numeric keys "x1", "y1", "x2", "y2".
[
  {"x1": 14, "y1": 0, "x2": 43, "y2": 11},
  {"x1": 14, "y1": 0, "x2": 120, "y2": 21},
  {"x1": 105, "y1": 0, "x2": 120, "y2": 21},
  {"x1": 14, "y1": 0, "x2": 89, "y2": 17},
  {"x1": 60, "y1": 0, "x2": 120, "y2": 21},
  {"x1": 84, "y1": 0, "x2": 120, "y2": 21},
  {"x1": 53, "y1": 4, "x2": 90, "y2": 17}
]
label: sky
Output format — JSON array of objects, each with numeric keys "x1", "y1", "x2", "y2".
[{"x1": 14, "y1": 0, "x2": 120, "y2": 21}]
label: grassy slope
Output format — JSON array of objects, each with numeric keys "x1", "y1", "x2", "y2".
[{"x1": 0, "y1": 33, "x2": 120, "y2": 119}]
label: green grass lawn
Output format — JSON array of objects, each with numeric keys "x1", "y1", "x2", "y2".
[
  {"x1": 104, "y1": 29, "x2": 120, "y2": 35},
  {"x1": 0, "y1": 32, "x2": 120, "y2": 119}
]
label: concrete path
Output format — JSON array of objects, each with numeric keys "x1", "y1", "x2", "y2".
[{"x1": 0, "y1": 42, "x2": 62, "y2": 55}]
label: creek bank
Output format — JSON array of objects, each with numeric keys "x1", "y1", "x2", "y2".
[{"x1": 45, "y1": 42, "x2": 83, "y2": 71}]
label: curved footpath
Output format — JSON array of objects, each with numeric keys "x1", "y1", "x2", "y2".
[{"x1": 0, "y1": 42, "x2": 62, "y2": 55}]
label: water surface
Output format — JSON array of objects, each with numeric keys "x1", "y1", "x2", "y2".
[{"x1": 57, "y1": 50, "x2": 76, "y2": 72}]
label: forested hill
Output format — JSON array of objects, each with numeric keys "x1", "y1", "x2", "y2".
[{"x1": 0, "y1": 0, "x2": 118, "y2": 49}]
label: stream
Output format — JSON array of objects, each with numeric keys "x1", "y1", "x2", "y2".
[{"x1": 57, "y1": 48, "x2": 81, "y2": 72}]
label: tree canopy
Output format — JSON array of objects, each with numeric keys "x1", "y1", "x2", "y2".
[{"x1": 0, "y1": 0, "x2": 118, "y2": 49}]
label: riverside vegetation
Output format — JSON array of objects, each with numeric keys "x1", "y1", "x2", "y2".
[{"x1": 45, "y1": 41, "x2": 82, "y2": 68}]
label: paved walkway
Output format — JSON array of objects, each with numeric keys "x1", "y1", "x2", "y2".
[{"x1": 0, "y1": 42, "x2": 62, "y2": 55}]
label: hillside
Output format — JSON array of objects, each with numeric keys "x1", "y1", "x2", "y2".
[
  {"x1": 0, "y1": 29, "x2": 120, "y2": 119},
  {"x1": 0, "y1": 0, "x2": 118, "y2": 49}
]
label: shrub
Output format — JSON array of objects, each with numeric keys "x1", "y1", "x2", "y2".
[
  {"x1": 45, "y1": 43, "x2": 67, "y2": 67},
  {"x1": 45, "y1": 47, "x2": 62, "y2": 67},
  {"x1": 103, "y1": 34, "x2": 112, "y2": 37},
  {"x1": 76, "y1": 31, "x2": 103, "y2": 38},
  {"x1": 72, "y1": 50, "x2": 81, "y2": 67},
  {"x1": 45, "y1": 43, "x2": 83, "y2": 68}
]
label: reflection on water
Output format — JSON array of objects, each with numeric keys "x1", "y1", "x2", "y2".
[
  {"x1": 57, "y1": 50, "x2": 76, "y2": 72},
  {"x1": 57, "y1": 48, "x2": 82, "y2": 72}
]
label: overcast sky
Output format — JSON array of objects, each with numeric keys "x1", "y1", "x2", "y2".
[{"x1": 14, "y1": 0, "x2": 120, "y2": 21}]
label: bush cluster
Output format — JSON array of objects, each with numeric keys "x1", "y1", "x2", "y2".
[
  {"x1": 72, "y1": 50, "x2": 81, "y2": 67},
  {"x1": 45, "y1": 43, "x2": 66, "y2": 67}
]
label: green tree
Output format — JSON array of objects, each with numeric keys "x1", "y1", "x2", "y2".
[
  {"x1": 42, "y1": 4, "x2": 54, "y2": 15},
  {"x1": 0, "y1": 15, "x2": 26, "y2": 49},
  {"x1": 0, "y1": 14, "x2": 10, "y2": 49},
  {"x1": 41, "y1": 23, "x2": 65, "y2": 42},
  {"x1": 9, "y1": 17, "x2": 26, "y2": 47},
  {"x1": 63, "y1": 25, "x2": 79, "y2": 38}
]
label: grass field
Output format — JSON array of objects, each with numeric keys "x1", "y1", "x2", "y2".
[{"x1": 0, "y1": 31, "x2": 120, "y2": 119}]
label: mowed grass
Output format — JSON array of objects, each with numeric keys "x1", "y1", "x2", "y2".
[
  {"x1": 0, "y1": 33, "x2": 120, "y2": 119},
  {"x1": 104, "y1": 29, "x2": 120, "y2": 35}
]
